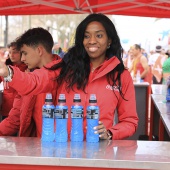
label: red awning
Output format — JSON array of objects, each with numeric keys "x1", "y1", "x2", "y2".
[{"x1": 0, "y1": 0, "x2": 170, "y2": 18}]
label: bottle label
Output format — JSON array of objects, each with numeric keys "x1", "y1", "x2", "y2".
[
  {"x1": 54, "y1": 109, "x2": 68, "y2": 119},
  {"x1": 86, "y1": 109, "x2": 99, "y2": 119},
  {"x1": 42, "y1": 108, "x2": 54, "y2": 118},
  {"x1": 71, "y1": 108, "x2": 83, "y2": 118}
]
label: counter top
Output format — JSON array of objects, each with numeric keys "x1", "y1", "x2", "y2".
[
  {"x1": 0, "y1": 137, "x2": 170, "y2": 170},
  {"x1": 151, "y1": 94, "x2": 170, "y2": 138},
  {"x1": 151, "y1": 84, "x2": 167, "y2": 95},
  {"x1": 151, "y1": 94, "x2": 170, "y2": 113}
]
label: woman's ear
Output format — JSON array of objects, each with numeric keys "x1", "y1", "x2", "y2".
[
  {"x1": 108, "y1": 38, "x2": 112, "y2": 46},
  {"x1": 107, "y1": 39, "x2": 112, "y2": 49}
]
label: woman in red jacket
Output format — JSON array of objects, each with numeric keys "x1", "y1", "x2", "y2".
[
  {"x1": 0, "y1": 41, "x2": 27, "y2": 120},
  {"x1": 0, "y1": 14, "x2": 138, "y2": 140}
]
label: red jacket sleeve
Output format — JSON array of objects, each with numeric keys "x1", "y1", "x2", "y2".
[
  {"x1": 0, "y1": 94, "x2": 21, "y2": 136},
  {"x1": 9, "y1": 60, "x2": 60, "y2": 96}
]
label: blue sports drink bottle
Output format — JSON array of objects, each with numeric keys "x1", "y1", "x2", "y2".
[
  {"x1": 166, "y1": 77, "x2": 170, "y2": 102},
  {"x1": 71, "y1": 94, "x2": 84, "y2": 142},
  {"x1": 41, "y1": 93, "x2": 55, "y2": 142},
  {"x1": 54, "y1": 94, "x2": 68, "y2": 142},
  {"x1": 86, "y1": 94, "x2": 100, "y2": 142}
]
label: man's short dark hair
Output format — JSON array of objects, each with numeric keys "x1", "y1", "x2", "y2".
[
  {"x1": 7, "y1": 41, "x2": 17, "y2": 48},
  {"x1": 15, "y1": 27, "x2": 54, "y2": 53},
  {"x1": 134, "y1": 44, "x2": 141, "y2": 50}
]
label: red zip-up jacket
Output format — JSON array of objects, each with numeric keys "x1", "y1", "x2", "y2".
[
  {"x1": 7, "y1": 56, "x2": 138, "y2": 140},
  {"x1": 0, "y1": 56, "x2": 58, "y2": 137},
  {"x1": 0, "y1": 63, "x2": 27, "y2": 117}
]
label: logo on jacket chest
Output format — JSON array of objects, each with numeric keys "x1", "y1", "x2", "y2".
[{"x1": 106, "y1": 84, "x2": 120, "y2": 92}]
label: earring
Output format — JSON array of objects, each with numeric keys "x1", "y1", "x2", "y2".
[{"x1": 107, "y1": 44, "x2": 110, "y2": 49}]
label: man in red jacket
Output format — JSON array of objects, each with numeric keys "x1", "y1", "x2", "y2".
[
  {"x1": 0, "y1": 41, "x2": 27, "y2": 120},
  {"x1": 0, "y1": 28, "x2": 60, "y2": 136}
]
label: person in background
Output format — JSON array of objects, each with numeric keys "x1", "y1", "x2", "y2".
[
  {"x1": 151, "y1": 47, "x2": 168, "y2": 84},
  {"x1": 0, "y1": 28, "x2": 60, "y2": 136},
  {"x1": 148, "y1": 45, "x2": 163, "y2": 84},
  {"x1": 166, "y1": 49, "x2": 170, "y2": 58},
  {"x1": 141, "y1": 47, "x2": 148, "y2": 59},
  {"x1": 123, "y1": 47, "x2": 134, "y2": 68},
  {"x1": 52, "y1": 43, "x2": 65, "y2": 58},
  {"x1": 0, "y1": 42, "x2": 27, "y2": 120},
  {"x1": 129, "y1": 44, "x2": 149, "y2": 82},
  {"x1": 0, "y1": 14, "x2": 138, "y2": 140},
  {"x1": 162, "y1": 52, "x2": 170, "y2": 83}
]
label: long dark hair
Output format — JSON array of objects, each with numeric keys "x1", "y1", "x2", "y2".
[{"x1": 50, "y1": 13, "x2": 125, "y2": 97}]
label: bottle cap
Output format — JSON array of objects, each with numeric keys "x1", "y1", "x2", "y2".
[
  {"x1": 73, "y1": 94, "x2": 81, "y2": 102},
  {"x1": 89, "y1": 94, "x2": 97, "y2": 103},
  {"x1": 45, "y1": 93, "x2": 53, "y2": 102},
  {"x1": 58, "y1": 94, "x2": 66, "y2": 102}
]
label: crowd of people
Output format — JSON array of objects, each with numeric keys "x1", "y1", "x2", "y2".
[
  {"x1": 123, "y1": 44, "x2": 170, "y2": 84},
  {"x1": 0, "y1": 13, "x2": 169, "y2": 141}
]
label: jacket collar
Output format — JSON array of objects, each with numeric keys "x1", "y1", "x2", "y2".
[{"x1": 90, "y1": 56, "x2": 120, "y2": 82}]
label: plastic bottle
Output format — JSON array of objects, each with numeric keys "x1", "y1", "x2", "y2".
[
  {"x1": 71, "y1": 94, "x2": 84, "y2": 142},
  {"x1": 136, "y1": 70, "x2": 141, "y2": 83},
  {"x1": 41, "y1": 93, "x2": 55, "y2": 142},
  {"x1": 86, "y1": 94, "x2": 100, "y2": 142},
  {"x1": 54, "y1": 94, "x2": 68, "y2": 142},
  {"x1": 166, "y1": 78, "x2": 170, "y2": 102}
]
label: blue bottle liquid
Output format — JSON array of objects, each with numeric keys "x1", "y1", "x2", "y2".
[
  {"x1": 71, "y1": 94, "x2": 84, "y2": 142},
  {"x1": 86, "y1": 94, "x2": 100, "y2": 143},
  {"x1": 166, "y1": 86, "x2": 170, "y2": 102},
  {"x1": 41, "y1": 93, "x2": 55, "y2": 142},
  {"x1": 166, "y1": 79, "x2": 170, "y2": 102},
  {"x1": 54, "y1": 94, "x2": 68, "y2": 142}
]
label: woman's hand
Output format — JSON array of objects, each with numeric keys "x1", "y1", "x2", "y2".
[{"x1": 94, "y1": 121, "x2": 108, "y2": 140}]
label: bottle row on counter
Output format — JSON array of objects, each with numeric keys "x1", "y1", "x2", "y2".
[{"x1": 42, "y1": 93, "x2": 100, "y2": 143}]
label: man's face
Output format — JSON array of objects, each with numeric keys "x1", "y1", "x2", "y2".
[
  {"x1": 8, "y1": 46, "x2": 21, "y2": 64},
  {"x1": 131, "y1": 46, "x2": 140, "y2": 57},
  {"x1": 20, "y1": 44, "x2": 41, "y2": 69}
]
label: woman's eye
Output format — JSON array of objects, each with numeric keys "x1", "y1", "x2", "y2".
[
  {"x1": 84, "y1": 34, "x2": 89, "y2": 39},
  {"x1": 97, "y1": 34, "x2": 102, "y2": 38}
]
